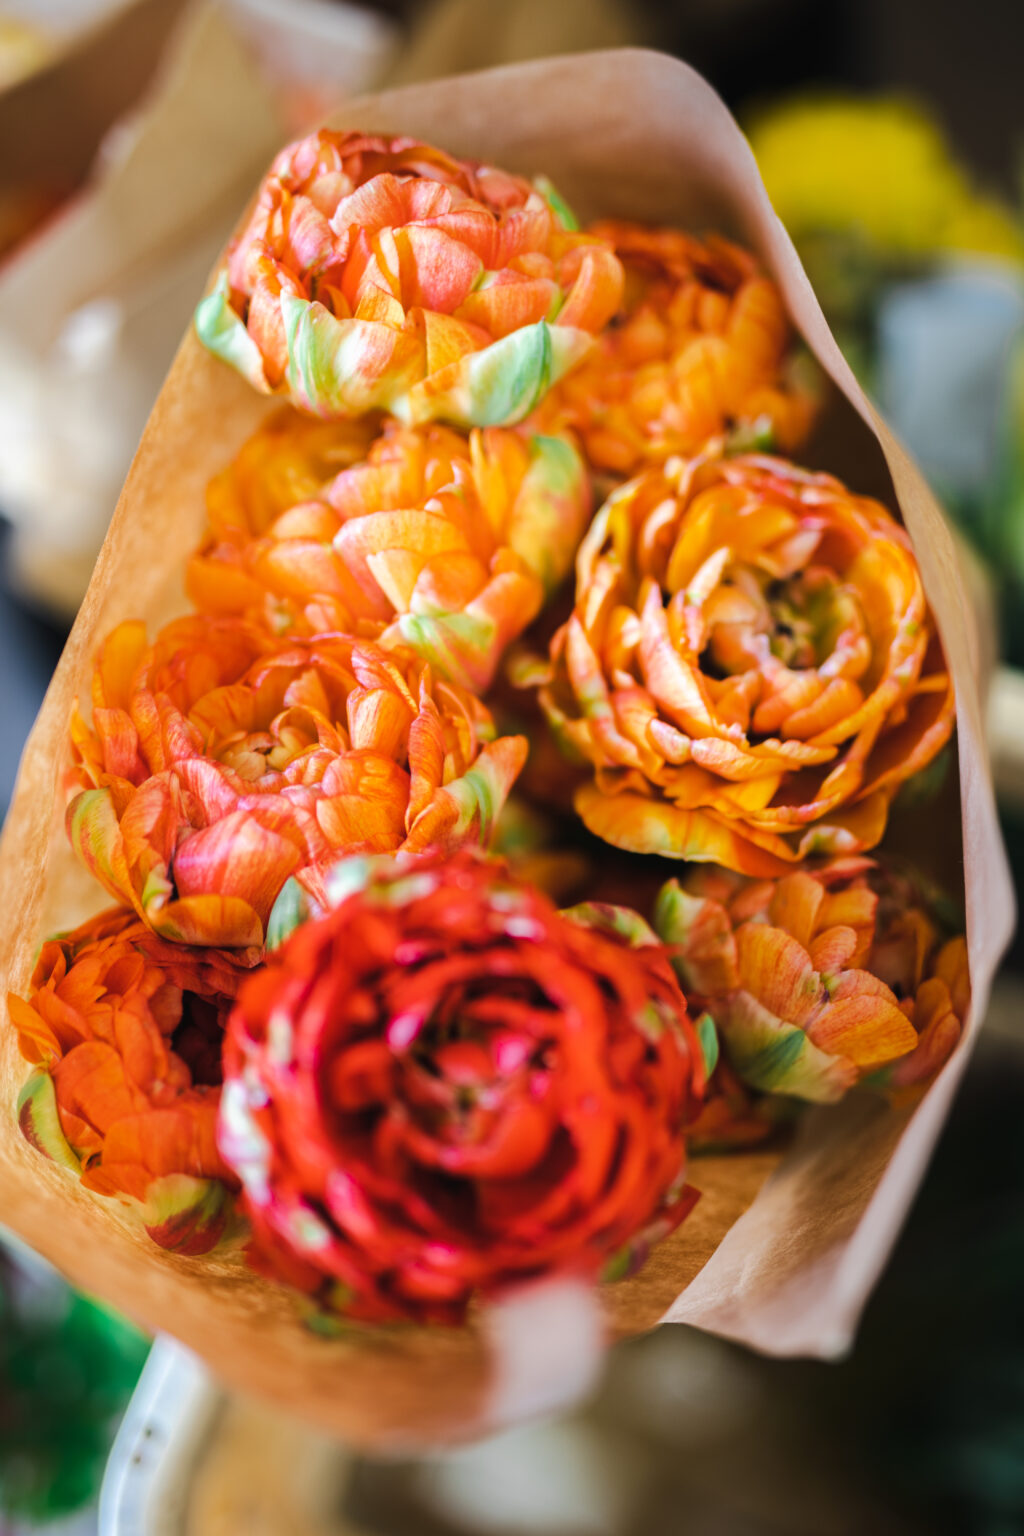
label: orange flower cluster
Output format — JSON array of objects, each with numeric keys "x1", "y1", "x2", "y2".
[
  {"x1": 7, "y1": 129, "x2": 968, "y2": 1296},
  {"x1": 534, "y1": 221, "x2": 819, "y2": 476},
  {"x1": 196, "y1": 130, "x2": 623, "y2": 426}
]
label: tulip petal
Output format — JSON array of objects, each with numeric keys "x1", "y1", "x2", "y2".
[
  {"x1": 561, "y1": 902, "x2": 662, "y2": 950},
  {"x1": 194, "y1": 272, "x2": 273, "y2": 393},
  {"x1": 576, "y1": 783, "x2": 791, "y2": 876},
  {"x1": 720, "y1": 990, "x2": 856, "y2": 1103},
  {"x1": 653, "y1": 881, "x2": 741, "y2": 995},
  {"x1": 267, "y1": 876, "x2": 314, "y2": 950},
  {"x1": 142, "y1": 1173, "x2": 231, "y2": 1256},
  {"x1": 281, "y1": 292, "x2": 422, "y2": 418},
  {"x1": 149, "y1": 895, "x2": 265, "y2": 950},
  {"x1": 173, "y1": 811, "x2": 302, "y2": 929},
  {"x1": 406, "y1": 320, "x2": 592, "y2": 428},
  {"x1": 66, "y1": 788, "x2": 137, "y2": 912},
  {"x1": 735, "y1": 923, "x2": 822, "y2": 1029},
  {"x1": 17, "y1": 1071, "x2": 82, "y2": 1171},
  {"x1": 404, "y1": 734, "x2": 528, "y2": 851},
  {"x1": 806, "y1": 971, "x2": 918, "y2": 1067}
]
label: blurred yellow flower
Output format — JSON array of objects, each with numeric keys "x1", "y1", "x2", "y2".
[{"x1": 748, "y1": 96, "x2": 1024, "y2": 267}]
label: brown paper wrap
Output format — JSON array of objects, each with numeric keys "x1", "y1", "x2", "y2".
[{"x1": 0, "y1": 50, "x2": 1013, "y2": 1447}]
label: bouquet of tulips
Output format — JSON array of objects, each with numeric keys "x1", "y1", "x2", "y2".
[{"x1": 0, "y1": 53, "x2": 1012, "y2": 1443}]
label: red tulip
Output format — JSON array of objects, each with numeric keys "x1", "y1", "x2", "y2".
[{"x1": 219, "y1": 850, "x2": 708, "y2": 1324}]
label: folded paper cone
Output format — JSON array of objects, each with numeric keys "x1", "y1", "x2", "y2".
[{"x1": 0, "y1": 49, "x2": 1013, "y2": 1447}]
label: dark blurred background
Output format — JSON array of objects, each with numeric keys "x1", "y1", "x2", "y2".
[{"x1": 0, "y1": 1, "x2": 1022, "y2": 1531}]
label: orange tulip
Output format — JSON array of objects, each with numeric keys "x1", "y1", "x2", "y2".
[
  {"x1": 533, "y1": 220, "x2": 818, "y2": 476},
  {"x1": 195, "y1": 130, "x2": 623, "y2": 427},
  {"x1": 186, "y1": 407, "x2": 380, "y2": 627},
  {"x1": 188, "y1": 412, "x2": 590, "y2": 692},
  {"x1": 529, "y1": 449, "x2": 954, "y2": 875},
  {"x1": 8, "y1": 907, "x2": 245, "y2": 1253},
  {"x1": 656, "y1": 857, "x2": 968, "y2": 1103},
  {"x1": 67, "y1": 615, "x2": 527, "y2": 949}
]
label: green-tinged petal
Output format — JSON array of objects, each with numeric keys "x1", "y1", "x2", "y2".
[
  {"x1": 561, "y1": 901, "x2": 661, "y2": 949},
  {"x1": 142, "y1": 1173, "x2": 231, "y2": 1256},
  {"x1": 695, "y1": 1011, "x2": 720, "y2": 1081},
  {"x1": 405, "y1": 736, "x2": 528, "y2": 852},
  {"x1": 194, "y1": 272, "x2": 272, "y2": 393},
  {"x1": 146, "y1": 895, "x2": 262, "y2": 950},
  {"x1": 442, "y1": 753, "x2": 519, "y2": 846},
  {"x1": 267, "y1": 876, "x2": 313, "y2": 950},
  {"x1": 533, "y1": 176, "x2": 579, "y2": 231},
  {"x1": 506, "y1": 646, "x2": 553, "y2": 690},
  {"x1": 510, "y1": 433, "x2": 591, "y2": 593},
  {"x1": 281, "y1": 292, "x2": 421, "y2": 418},
  {"x1": 66, "y1": 788, "x2": 137, "y2": 911},
  {"x1": 575, "y1": 784, "x2": 791, "y2": 877},
  {"x1": 17, "y1": 1072, "x2": 82, "y2": 1171},
  {"x1": 373, "y1": 870, "x2": 443, "y2": 910},
  {"x1": 325, "y1": 855, "x2": 380, "y2": 910},
  {"x1": 405, "y1": 321, "x2": 593, "y2": 428},
  {"x1": 654, "y1": 880, "x2": 741, "y2": 996},
  {"x1": 327, "y1": 857, "x2": 443, "y2": 915},
  {"x1": 719, "y1": 991, "x2": 855, "y2": 1103},
  {"x1": 393, "y1": 608, "x2": 498, "y2": 687}
]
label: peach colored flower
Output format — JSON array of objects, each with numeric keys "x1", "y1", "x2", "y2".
[
  {"x1": 67, "y1": 616, "x2": 526, "y2": 949},
  {"x1": 528, "y1": 449, "x2": 954, "y2": 875},
  {"x1": 534, "y1": 220, "x2": 818, "y2": 476},
  {"x1": 185, "y1": 407, "x2": 379, "y2": 624},
  {"x1": 195, "y1": 130, "x2": 623, "y2": 427},
  {"x1": 189, "y1": 413, "x2": 590, "y2": 692},
  {"x1": 656, "y1": 857, "x2": 968, "y2": 1103}
]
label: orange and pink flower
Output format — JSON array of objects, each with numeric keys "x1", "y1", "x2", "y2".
[
  {"x1": 195, "y1": 130, "x2": 623, "y2": 427},
  {"x1": 189, "y1": 412, "x2": 590, "y2": 692},
  {"x1": 67, "y1": 616, "x2": 526, "y2": 949}
]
